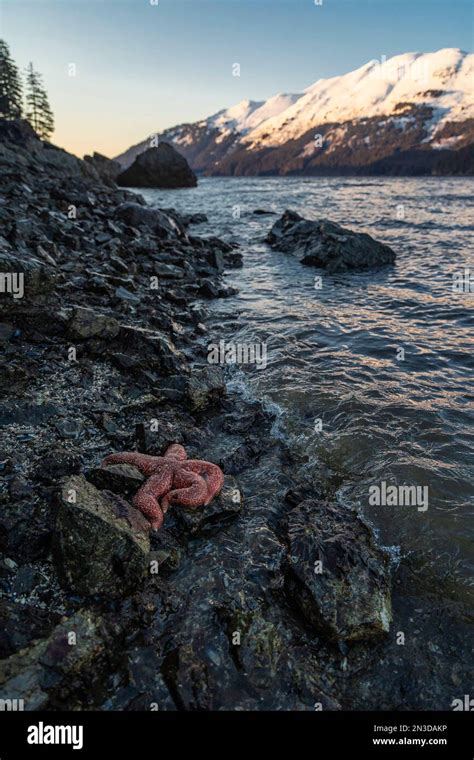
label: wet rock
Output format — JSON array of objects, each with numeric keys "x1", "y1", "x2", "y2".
[
  {"x1": 162, "y1": 620, "x2": 240, "y2": 711},
  {"x1": 156, "y1": 365, "x2": 226, "y2": 411},
  {"x1": 185, "y1": 365, "x2": 226, "y2": 411},
  {"x1": 154, "y1": 262, "x2": 185, "y2": 279},
  {"x1": 287, "y1": 499, "x2": 392, "y2": 641},
  {"x1": 161, "y1": 209, "x2": 208, "y2": 227},
  {"x1": 233, "y1": 614, "x2": 287, "y2": 690},
  {"x1": 218, "y1": 441, "x2": 263, "y2": 475},
  {"x1": 68, "y1": 306, "x2": 120, "y2": 340},
  {"x1": 0, "y1": 250, "x2": 54, "y2": 301},
  {"x1": 217, "y1": 284, "x2": 238, "y2": 298},
  {"x1": 0, "y1": 323, "x2": 15, "y2": 342},
  {"x1": 199, "y1": 278, "x2": 220, "y2": 298},
  {"x1": 223, "y1": 250, "x2": 244, "y2": 268},
  {"x1": 117, "y1": 143, "x2": 197, "y2": 189},
  {"x1": 87, "y1": 463, "x2": 145, "y2": 499},
  {"x1": 186, "y1": 212, "x2": 207, "y2": 225},
  {"x1": 204, "y1": 249, "x2": 224, "y2": 272},
  {"x1": 0, "y1": 598, "x2": 59, "y2": 659},
  {"x1": 149, "y1": 530, "x2": 182, "y2": 572},
  {"x1": 55, "y1": 418, "x2": 83, "y2": 440},
  {"x1": 114, "y1": 201, "x2": 184, "y2": 238},
  {"x1": 175, "y1": 475, "x2": 242, "y2": 535},
  {"x1": 266, "y1": 210, "x2": 396, "y2": 271},
  {"x1": 0, "y1": 610, "x2": 116, "y2": 710},
  {"x1": 0, "y1": 401, "x2": 61, "y2": 426},
  {"x1": 83, "y1": 151, "x2": 121, "y2": 184},
  {"x1": 103, "y1": 646, "x2": 177, "y2": 710},
  {"x1": 36, "y1": 446, "x2": 82, "y2": 483},
  {"x1": 115, "y1": 285, "x2": 140, "y2": 305},
  {"x1": 54, "y1": 475, "x2": 150, "y2": 596},
  {"x1": 135, "y1": 416, "x2": 187, "y2": 455},
  {"x1": 117, "y1": 324, "x2": 187, "y2": 375}
]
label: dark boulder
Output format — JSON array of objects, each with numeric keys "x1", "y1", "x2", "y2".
[
  {"x1": 266, "y1": 210, "x2": 396, "y2": 272},
  {"x1": 0, "y1": 118, "x2": 38, "y2": 146},
  {"x1": 54, "y1": 476, "x2": 150, "y2": 596},
  {"x1": 161, "y1": 208, "x2": 208, "y2": 226},
  {"x1": 67, "y1": 306, "x2": 120, "y2": 340},
  {"x1": 83, "y1": 151, "x2": 121, "y2": 184},
  {"x1": 287, "y1": 499, "x2": 392, "y2": 641},
  {"x1": 87, "y1": 463, "x2": 145, "y2": 500},
  {"x1": 117, "y1": 143, "x2": 197, "y2": 189},
  {"x1": 0, "y1": 610, "x2": 118, "y2": 710},
  {"x1": 114, "y1": 201, "x2": 185, "y2": 238},
  {"x1": 185, "y1": 365, "x2": 226, "y2": 411}
]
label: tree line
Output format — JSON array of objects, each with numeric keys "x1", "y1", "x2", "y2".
[{"x1": 0, "y1": 39, "x2": 54, "y2": 140}]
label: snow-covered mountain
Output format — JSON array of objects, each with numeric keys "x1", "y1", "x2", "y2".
[
  {"x1": 209, "y1": 93, "x2": 303, "y2": 136},
  {"x1": 116, "y1": 49, "x2": 474, "y2": 176}
]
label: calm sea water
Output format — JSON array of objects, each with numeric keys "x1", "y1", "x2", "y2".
[{"x1": 142, "y1": 177, "x2": 474, "y2": 603}]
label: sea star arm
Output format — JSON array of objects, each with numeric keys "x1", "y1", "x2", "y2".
[
  {"x1": 181, "y1": 460, "x2": 224, "y2": 505},
  {"x1": 101, "y1": 452, "x2": 160, "y2": 476},
  {"x1": 133, "y1": 469, "x2": 173, "y2": 530},
  {"x1": 164, "y1": 444, "x2": 187, "y2": 461},
  {"x1": 161, "y1": 470, "x2": 208, "y2": 511}
]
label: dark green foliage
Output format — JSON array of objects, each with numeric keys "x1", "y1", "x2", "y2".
[
  {"x1": 0, "y1": 39, "x2": 23, "y2": 119},
  {"x1": 25, "y1": 62, "x2": 54, "y2": 140}
]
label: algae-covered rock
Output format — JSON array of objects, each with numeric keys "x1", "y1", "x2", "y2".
[
  {"x1": 54, "y1": 475, "x2": 150, "y2": 596},
  {"x1": 0, "y1": 610, "x2": 113, "y2": 710},
  {"x1": 287, "y1": 499, "x2": 392, "y2": 641},
  {"x1": 68, "y1": 305, "x2": 120, "y2": 340}
]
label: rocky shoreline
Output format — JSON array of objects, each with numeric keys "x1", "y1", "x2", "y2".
[{"x1": 1, "y1": 120, "x2": 465, "y2": 711}]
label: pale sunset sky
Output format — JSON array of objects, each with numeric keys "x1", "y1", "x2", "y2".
[{"x1": 1, "y1": 0, "x2": 472, "y2": 158}]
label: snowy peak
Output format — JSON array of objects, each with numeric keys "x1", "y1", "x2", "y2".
[
  {"x1": 206, "y1": 93, "x2": 303, "y2": 137},
  {"x1": 208, "y1": 99, "x2": 264, "y2": 133},
  {"x1": 244, "y1": 48, "x2": 474, "y2": 148}
]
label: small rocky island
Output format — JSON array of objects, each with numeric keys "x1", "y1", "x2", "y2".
[
  {"x1": 266, "y1": 210, "x2": 396, "y2": 271},
  {"x1": 117, "y1": 143, "x2": 198, "y2": 189}
]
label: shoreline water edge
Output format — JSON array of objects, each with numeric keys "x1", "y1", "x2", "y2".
[{"x1": 0, "y1": 120, "x2": 471, "y2": 711}]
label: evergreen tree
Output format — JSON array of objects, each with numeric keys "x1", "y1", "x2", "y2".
[
  {"x1": 25, "y1": 62, "x2": 54, "y2": 140},
  {"x1": 0, "y1": 39, "x2": 23, "y2": 119}
]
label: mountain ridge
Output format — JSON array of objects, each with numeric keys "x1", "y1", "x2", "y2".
[{"x1": 115, "y1": 48, "x2": 474, "y2": 176}]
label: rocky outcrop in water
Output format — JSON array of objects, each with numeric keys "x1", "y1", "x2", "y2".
[
  {"x1": 266, "y1": 210, "x2": 396, "y2": 271},
  {"x1": 117, "y1": 143, "x2": 197, "y2": 189},
  {"x1": 287, "y1": 500, "x2": 392, "y2": 641}
]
